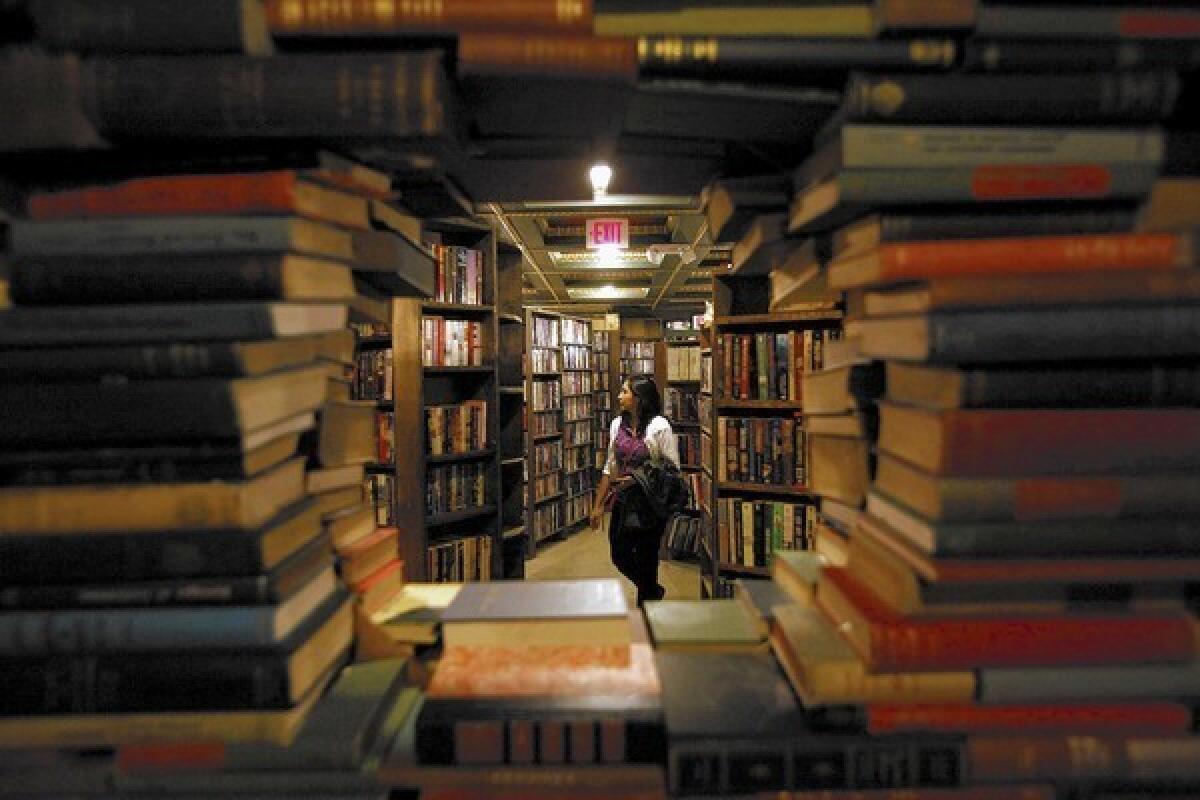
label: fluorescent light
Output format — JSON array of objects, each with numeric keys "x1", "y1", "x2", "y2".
[{"x1": 567, "y1": 286, "x2": 649, "y2": 300}]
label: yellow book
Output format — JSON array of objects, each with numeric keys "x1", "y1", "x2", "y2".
[
  {"x1": 596, "y1": 6, "x2": 872, "y2": 36},
  {"x1": 770, "y1": 603, "x2": 976, "y2": 705},
  {"x1": 0, "y1": 456, "x2": 305, "y2": 534}
]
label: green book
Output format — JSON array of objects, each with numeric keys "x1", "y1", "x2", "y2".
[{"x1": 643, "y1": 599, "x2": 765, "y2": 652}]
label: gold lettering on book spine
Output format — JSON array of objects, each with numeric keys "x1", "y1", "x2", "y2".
[
  {"x1": 557, "y1": 0, "x2": 585, "y2": 21},
  {"x1": 645, "y1": 37, "x2": 718, "y2": 64}
]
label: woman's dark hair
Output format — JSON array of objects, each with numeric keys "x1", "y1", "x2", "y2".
[{"x1": 621, "y1": 377, "x2": 663, "y2": 437}]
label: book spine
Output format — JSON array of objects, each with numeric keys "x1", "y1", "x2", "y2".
[
  {"x1": 0, "y1": 341, "x2": 243, "y2": 379},
  {"x1": 876, "y1": 231, "x2": 1189, "y2": 281},
  {"x1": 0, "y1": 604, "x2": 288, "y2": 655},
  {"x1": 0, "y1": 304, "x2": 287, "y2": 347},
  {"x1": 840, "y1": 126, "x2": 1164, "y2": 170},
  {"x1": 979, "y1": 663, "x2": 1200, "y2": 705},
  {"x1": 871, "y1": 613, "x2": 1195, "y2": 672},
  {"x1": 867, "y1": 703, "x2": 1192, "y2": 736},
  {"x1": 873, "y1": 0, "x2": 976, "y2": 31},
  {"x1": 962, "y1": 365, "x2": 1200, "y2": 408},
  {"x1": 0, "y1": 382, "x2": 240, "y2": 446},
  {"x1": 82, "y1": 52, "x2": 448, "y2": 138},
  {"x1": 874, "y1": 207, "x2": 1137, "y2": 243},
  {"x1": 11, "y1": 254, "x2": 287, "y2": 305},
  {"x1": 840, "y1": 162, "x2": 1160, "y2": 205},
  {"x1": 0, "y1": 574, "x2": 274, "y2": 610},
  {"x1": 938, "y1": 474, "x2": 1200, "y2": 523},
  {"x1": 11, "y1": 218, "x2": 308, "y2": 257},
  {"x1": 0, "y1": 651, "x2": 296, "y2": 712},
  {"x1": 263, "y1": 0, "x2": 592, "y2": 34},
  {"x1": 30, "y1": 0, "x2": 255, "y2": 53},
  {"x1": 0, "y1": 531, "x2": 268, "y2": 584},
  {"x1": 636, "y1": 35, "x2": 956, "y2": 79},
  {"x1": 926, "y1": 305, "x2": 1200, "y2": 365},
  {"x1": 415, "y1": 711, "x2": 665, "y2": 766},
  {"x1": 458, "y1": 33, "x2": 637, "y2": 80},
  {"x1": 968, "y1": 735, "x2": 1200, "y2": 783},
  {"x1": 842, "y1": 72, "x2": 1180, "y2": 124},
  {"x1": 976, "y1": 7, "x2": 1200, "y2": 40},
  {"x1": 962, "y1": 39, "x2": 1200, "y2": 73},
  {"x1": 28, "y1": 172, "x2": 301, "y2": 220},
  {"x1": 938, "y1": 407, "x2": 1200, "y2": 476},
  {"x1": 668, "y1": 735, "x2": 965, "y2": 794}
]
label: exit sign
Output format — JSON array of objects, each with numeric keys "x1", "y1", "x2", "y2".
[{"x1": 586, "y1": 218, "x2": 628, "y2": 249}]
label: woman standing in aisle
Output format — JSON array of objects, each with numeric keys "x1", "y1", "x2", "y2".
[{"x1": 590, "y1": 377, "x2": 680, "y2": 607}]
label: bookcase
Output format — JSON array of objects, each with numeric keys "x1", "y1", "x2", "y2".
[
  {"x1": 591, "y1": 322, "x2": 618, "y2": 482},
  {"x1": 525, "y1": 308, "x2": 565, "y2": 552},
  {"x1": 352, "y1": 309, "x2": 399, "y2": 531},
  {"x1": 392, "y1": 218, "x2": 500, "y2": 583},
  {"x1": 619, "y1": 316, "x2": 667, "y2": 390},
  {"x1": 495, "y1": 241, "x2": 527, "y2": 578},
  {"x1": 705, "y1": 271, "x2": 842, "y2": 598},
  {"x1": 561, "y1": 315, "x2": 595, "y2": 532}
]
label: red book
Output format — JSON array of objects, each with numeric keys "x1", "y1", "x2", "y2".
[
  {"x1": 867, "y1": 702, "x2": 1192, "y2": 735},
  {"x1": 878, "y1": 403, "x2": 1200, "y2": 477},
  {"x1": 817, "y1": 567, "x2": 1196, "y2": 672},
  {"x1": 829, "y1": 231, "x2": 1191, "y2": 290},
  {"x1": 263, "y1": 0, "x2": 591, "y2": 34},
  {"x1": 28, "y1": 170, "x2": 371, "y2": 229},
  {"x1": 457, "y1": 32, "x2": 637, "y2": 80}
]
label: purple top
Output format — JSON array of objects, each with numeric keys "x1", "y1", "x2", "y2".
[{"x1": 605, "y1": 421, "x2": 651, "y2": 510}]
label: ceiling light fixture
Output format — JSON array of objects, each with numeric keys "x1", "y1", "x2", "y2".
[{"x1": 588, "y1": 163, "x2": 612, "y2": 197}]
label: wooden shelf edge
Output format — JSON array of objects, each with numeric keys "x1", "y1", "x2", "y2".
[
  {"x1": 716, "y1": 481, "x2": 815, "y2": 498},
  {"x1": 426, "y1": 505, "x2": 498, "y2": 527},
  {"x1": 426, "y1": 448, "x2": 495, "y2": 464}
]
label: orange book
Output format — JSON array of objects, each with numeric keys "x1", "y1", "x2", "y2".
[
  {"x1": 816, "y1": 567, "x2": 1196, "y2": 672},
  {"x1": 337, "y1": 525, "x2": 399, "y2": 585},
  {"x1": 829, "y1": 231, "x2": 1193, "y2": 290},
  {"x1": 29, "y1": 171, "x2": 370, "y2": 230},
  {"x1": 877, "y1": 402, "x2": 1200, "y2": 477},
  {"x1": 427, "y1": 643, "x2": 660, "y2": 699},
  {"x1": 264, "y1": 0, "x2": 591, "y2": 34},
  {"x1": 457, "y1": 32, "x2": 637, "y2": 80},
  {"x1": 867, "y1": 702, "x2": 1192, "y2": 735},
  {"x1": 351, "y1": 557, "x2": 404, "y2": 616},
  {"x1": 968, "y1": 735, "x2": 1200, "y2": 784}
]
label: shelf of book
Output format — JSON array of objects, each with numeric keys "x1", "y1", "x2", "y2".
[
  {"x1": 706, "y1": 270, "x2": 841, "y2": 590},
  {"x1": 592, "y1": 323, "x2": 618, "y2": 481},
  {"x1": 525, "y1": 308, "x2": 565, "y2": 553},
  {"x1": 561, "y1": 315, "x2": 595, "y2": 533},
  {"x1": 495, "y1": 242, "x2": 527, "y2": 578},
  {"x1": 392, "y1": 222, "x2": 501, "y2": 583}
]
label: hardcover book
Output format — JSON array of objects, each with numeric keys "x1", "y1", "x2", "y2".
[
  {"x1": 0, "y1": 365, "x2": 328, "y2": 447},
  {"x1": 643, "y1": 599, "x2": 766, "y2": 652},
  {"x1": 817, "y1": 567, "x2": 1196, "y2": 671},
  {"x1": 0, "y1": 591, "x2": 352, "y2": 714},
  {"x1": 876, "y1": 402, "x2": 1200, "y2": 476},
  {"x1": 440, "y1": 580, "x2": 630, "y2": 649}
]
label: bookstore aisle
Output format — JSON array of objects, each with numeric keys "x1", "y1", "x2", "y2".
[
  {"x1": 525, "y1": 515, "x2": 702, "y2": 606},
  {"x1": 8, "y1": 0, "x2": 1200, "y2": 798}
]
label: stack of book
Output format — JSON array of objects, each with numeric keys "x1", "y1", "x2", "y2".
[
  {"x1": 765, "y1": 7, "x2": 1200, "y2": 795},
  {"x1": 0, "y1": 171, "x2": 361, "y2": 749},
  {"x1": 390, "y1": 579, "x2": 668, "y2": 795}
]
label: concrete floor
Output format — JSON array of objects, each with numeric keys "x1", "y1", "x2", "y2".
[{"x1": 525, "y1": 513, "x2": 701, "y2": 605}]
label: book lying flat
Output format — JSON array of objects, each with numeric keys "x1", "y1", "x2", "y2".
[
  {"x1": 0, "y1": 365, "x2": 328, "y2": 447},
  {"x1": 11, "y1": 252, "x2": 355, "y2": 305},
  {"x1": 0, "y1": 454, "x2": 307, "y2": 534},
  {"x1": 0, "y1": 566, "x2": 340, "y2": 655},
  {"x1": 0, "y1": 591, "x2": 352, "y2": 714},
  {"x1": 440, "y1": 580, "x2": 630, "y2": 649},
  {"x1": 873, "y1": 450, "x2": 1200, "y2": 523},
  {"x1": 0, "y1": 302, "x2": 349, "y2": 347}
]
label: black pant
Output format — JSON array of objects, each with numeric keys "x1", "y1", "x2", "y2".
[{"x1": 608, "y1": 493, "x2": 666, "y2": 607}]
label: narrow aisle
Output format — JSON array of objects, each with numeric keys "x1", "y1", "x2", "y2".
[{"x1": 524, "y1": 514, "x2": 701, "y2": 606}]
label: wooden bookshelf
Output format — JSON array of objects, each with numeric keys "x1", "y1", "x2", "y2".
[
  {"x1": 495, "y1": 242, "x2": 527, "y2": 578},
  {"x1": 525, "y1": 308, "x2": 565, "y2": 552},
  {"x1": 392, "y1": 220, "x2": 500, "y2": 583},
  {"x1": 592, "y1": 323, "x2": 617, "y2": 481},
  {"x1": 561, "y1": 315, "x2": 595, "y2": 533},
  {"x1": 705, "y1": 271, "x2": 841, "y2": 598}
]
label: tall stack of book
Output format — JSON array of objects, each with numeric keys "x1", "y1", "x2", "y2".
[
  {"x1": 772, "y1": 5, "x2": 1200, "y2": 794},
  {"x1": 0, "y1": 171, "x2": 359, "y2": 749},
  {"x1": 390, "y1": 579, "x2": 668, "y2": 795}
]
